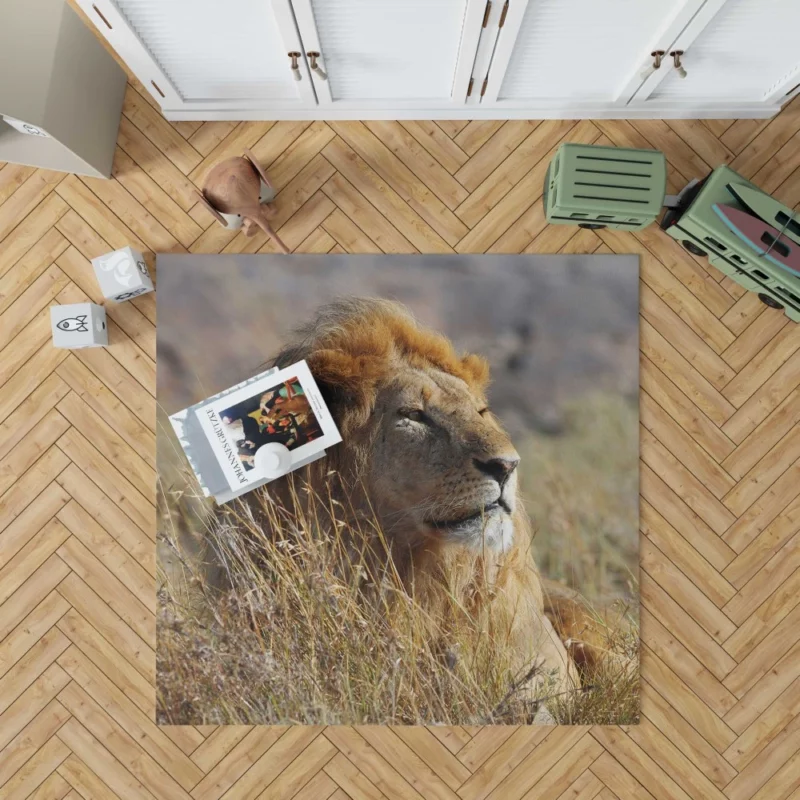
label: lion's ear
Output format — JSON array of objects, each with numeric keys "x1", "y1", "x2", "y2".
[
  {"x1": 461, "y1": 353, "x2": 491, "y2": 391},
  {"x1": 306, "y1": 350, "x2": 378, "y2": 405}
]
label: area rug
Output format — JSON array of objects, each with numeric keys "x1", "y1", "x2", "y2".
[{"x1": 156, "y1": 254, "x2": 640, "y2": 726}]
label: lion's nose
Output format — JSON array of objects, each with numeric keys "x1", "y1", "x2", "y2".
[{"x1": 473, "y1": 456, "x2": 520, "y2": 487}]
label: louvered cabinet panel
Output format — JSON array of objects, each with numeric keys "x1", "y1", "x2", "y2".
[
  {"x1": 114, "y1": 0, "x2": 295, "y2": 101},
  {"x1": 76, "y1": 0, "x2": 316, "y2": 110},
  {"x1": 292, "y1": 0, "x2": 482, "y2": 104},
  {"x1": 495, "y1": 0, "x2": 685, "y2": 102},
  {"x1": 649, "y1": 0, "x2": 800, "y2": 102}
]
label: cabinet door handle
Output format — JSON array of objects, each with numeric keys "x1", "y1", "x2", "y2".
[
  {"x1": 92, "y1": 4, "x2": 113, "y2": 29},
  {"x1": 307, "y1": 52, "x2": 327, "y2": 81},
  {"x1": 640, "y1": 50, "x2": 665, "y2": 81},
  {"x1": 288, "y1": 51, "x2": 302, "y2": 81},
  {"x1": 670, "y1": 50, "x2": 687, "y2": 79}
]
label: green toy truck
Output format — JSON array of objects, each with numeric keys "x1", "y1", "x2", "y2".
[
  {"x1": 543, "y1": 143, "x2": 667, "y2": 231},
  {"x1": 544, "y1": 142, "x2": 800, "y2": 322},
  {"x1": 660, "y1": 165, "x2": 800, "y2": 323}
]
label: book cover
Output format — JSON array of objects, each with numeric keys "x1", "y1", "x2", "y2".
[{"x1": 169, "y1": 360, "x2": 341, "y2": 503}]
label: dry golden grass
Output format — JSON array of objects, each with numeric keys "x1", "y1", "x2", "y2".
[
  {"x1": 156, "y1": 393, "x2": 638, "y2": 726},
  {"x1": 521, "y1": 393, "x2": 640, "y2": 602}
]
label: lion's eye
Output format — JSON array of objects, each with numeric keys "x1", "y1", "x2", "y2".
[
  {"x1": 478, "y1": 407, "x2": 490, "y2": 416},
  {"x1": 401, "y1": 409, "x2": 425, "y2": 423}
]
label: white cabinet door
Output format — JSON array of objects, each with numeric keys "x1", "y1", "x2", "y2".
[
  {"x1": 289, "y1": 0, "x2": 486, "y2": 108},
  {"x1": 481, "y1": 0, "x2": 706, "y2": 108},
  {"x1": 634, "y1": 0, "x2": 800, "y2": 108},
  {"x1": 76, "y1": 0, "x2": 316, "y2": 112}
]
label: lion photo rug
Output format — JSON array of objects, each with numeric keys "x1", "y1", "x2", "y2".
[{"x1": 156, "y1": 254, "x2": 640, "y2": 726}]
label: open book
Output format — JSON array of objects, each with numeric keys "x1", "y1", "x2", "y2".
[{"x1": 169, "y1": 360, "x2": 342, "y2": 504}]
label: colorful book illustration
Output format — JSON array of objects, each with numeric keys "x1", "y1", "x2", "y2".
[
  {"x1": 726, "y1": 183, "x2": 800, "y2": 247},
  {"x1": 712, "y1": 203, "x2": 800, "y2": 277},
  {"x1": 169, "y1": 360, "x2": 342, "y2": 504}
]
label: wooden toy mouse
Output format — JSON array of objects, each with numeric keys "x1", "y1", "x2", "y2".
[{"x1": 196, "y1": 149, "x2": 290, "y2": 253}]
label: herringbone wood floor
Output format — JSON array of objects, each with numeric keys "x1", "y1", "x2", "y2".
[{"x1": 2, "y1": 69, "x2": 800, "y2": 799}]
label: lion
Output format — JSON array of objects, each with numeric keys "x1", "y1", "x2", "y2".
[{"x1": 223, "y1": 298, "x2": 618, "y2": 703}]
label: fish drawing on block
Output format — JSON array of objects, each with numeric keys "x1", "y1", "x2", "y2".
[
  {"x1": 56, "y1": 315, "x2": 89, "y2": 332},
  {"x1": 726, "y1": 183, "x2": 800, "y2": 247},
  {"x1": 713, "y1": 204, "x2": 800, "y2": 278}
]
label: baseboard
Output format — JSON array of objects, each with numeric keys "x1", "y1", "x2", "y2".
[{"x1": 162, "y1": 103, "x2": 780, "y2": 122}]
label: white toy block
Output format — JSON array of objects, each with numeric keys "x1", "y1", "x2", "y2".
[
  {"x1": 50, "y1": 303, "x2": 108, "y2": 349},
  {"x1": 91, "y1": 246, "x2": 154, "y2": 302}
]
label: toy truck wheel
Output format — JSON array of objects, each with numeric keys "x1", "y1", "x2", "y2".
[
  {"x1": 758, "y1": 293, "x2": 784, "y2": 310},
  {"x1": 682, "y1": 240, "x2": 707, "y2": 257},
  {"x1": 578, "y1": 223, "x2": 606, "y2": 230}
]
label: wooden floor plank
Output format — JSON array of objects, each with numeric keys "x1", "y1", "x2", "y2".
[
  {"x1": 400, "y1": 121, "x2": 469, "y2": 174},
  {"x1": 56, "y1": 575, "x2": 155, "y2": 682},
  {"x1": 58, "y1": 646, "x2": 201, "y2": 789},
  {"x1": 0, "y1": 665, "x2": 70, "y2": 757},
  {"x1": 56, "y1": 682, "x2": 189, "y2": 800},
  {"x1": 640, "y1": 649, "x2": 737, "y2": 752},
  {"x1": 592, "y1": 726, "x2": 701, "y2": 800},
  {"x1": 322, "y1": 173, "x2": 414, "y2": 253},
  {"x1": 0, "y1": 494, "x2": 71, "y2": 595},
  {"x1": 642, "y1": 538, "x2": 736, "y2": 645},
  {"x1": 641, "y1": 427, "x2": 736, "y2": 535},
  {"x1": 0, "y1": 170, "x2": 65, "y2": 243},
  {"x1": 724, "y1": 528, "x2": 800, "y2": 623},
  {"x1": 641, "y1": 675, "x2": 737, "y2": 789},
  {"x1": 453, "y1": 121, "x2": 539, "y2": 192},
  {"x1": 56, "y1": 463, "x2": 154, "y2": 575},
  {"x1": 56, "y1": 608, "x2": 154, "y2": 715},
  {"x1": 521, "y1": 734, "x2": 604, "y2": 800},
  {"x1": 263, "y1": 121, "x2": 334, "y2": 191},
  {"x1": 724, "y1": 568, "x2": 800, "y2": 664},
  {"x1": 56, "y1": 427, "x2": 154, "y2": 536},
  {"x1": 55, "y1": 391, "x2": 154, "y2": 503},
  {"x1": 0, "y1": 163, "x2": 37, "y2": 207},
  {"x1": 57, "y1": 753, "x2": 119, "y2": 800},
  {"x1": 640, "y1": 357, "x2": 735, "y2": 463},
  {"x1": 454, "y1": 120, "x2": 576, "y2": 230},
  {"x1": 323, "y1": 135, "x2": 453, "y2": 252},
  {"x1": 641, "y1": 461, "x2": 735, "y2": 576},
  {"x1": 724, "y1": 646, "x2": 800, "y2": 735},
  {"x1": 186, "y1": 122, "x2": 237, "y2": 158},
  {"x1": 189, "y1": 727, "x2": 288, "y2": 800},
  {"x1": 0, "y1": 228, "x2": 68, "y2": 317},
  {"x1": 641, "y1": 575, "x2": 737, "y2": 683},
  {"x1": 0, "y1": 194, "x2": 69, "y2": 280},
  {"x1": 641, "y1": 393, "x2": 735, "y2": 501},
  {"x1": 641, "y1": 500, "x2": 735, "y2": 609},
  {"x1": 0, "y1": 555, "x2": 70, "y2": 644},
  {"x1": 0, "y1": 628, "x2": 70, "y2": 718},
  {"x1": 57, "y1": 718, "x2": 158, "y2": 800},
  {"x1": 122, "y1": 85, "x2": 202, "y2": 176},
  {"x1": 0, "y1": 733, "x2": 70, "y2": 800},
  {"x1": 111, "y1": 148, "x2": 202, "y2": 249},
  {"x1": 0, "y1": 591, "x2": 70, "y2": 682},
  {"x1": 323, "y1": 752, "x2": 385, "y2": 800},
  {"x1": 457, "y1": 728, "x2": 550, "y2": 800},
  {"x1": 363, "y1": 120, "x2": 469, "y2": 210},
  {"x1": 642, "y1": 603, "x2": 737, "y2": 721}
]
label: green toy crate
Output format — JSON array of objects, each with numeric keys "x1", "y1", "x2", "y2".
[
  {"x1": 660, "y1": 164, "x2": 800, "y2": 322},
  {"x1": 544, "y1": 143, "x2": 667, "y2": 231}
]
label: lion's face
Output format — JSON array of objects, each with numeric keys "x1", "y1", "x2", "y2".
[{"x1": 365, "y1": 363, "x2": 520, "y2": 552}]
